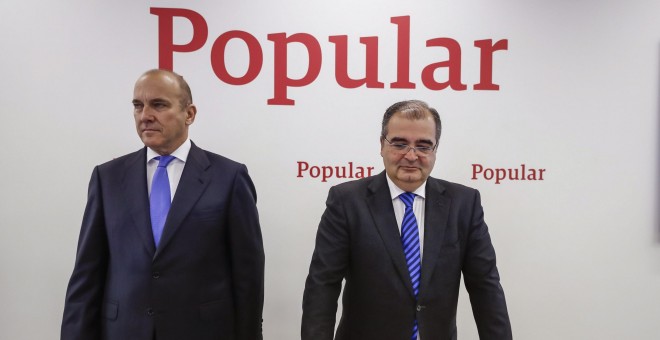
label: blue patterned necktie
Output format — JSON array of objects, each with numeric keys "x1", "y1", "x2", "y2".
[
  {"x1": 150, "y1": 155, "x2": 176, "y2": 247},
  {"x1": 400, "y1": 192, "x2": 421, "y2": 340}
]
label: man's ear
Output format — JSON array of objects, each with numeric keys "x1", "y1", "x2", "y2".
[{"x1": 185, "y1": 104, "x2": 197, "y2": 125}]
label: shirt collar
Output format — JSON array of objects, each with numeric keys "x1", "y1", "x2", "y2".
[
  {"x1": 146, "y1": 139, "x2": 191, "y2": 163},
  {"x1": 385, "y1": 174, "x2": 427, "y2": 200}
]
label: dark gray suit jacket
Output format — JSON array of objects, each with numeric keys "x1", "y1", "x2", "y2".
[
  {"x1": 302, "y1": 171, "x2": 512, "y2": 340},
  {"x1": 62, "y1": 142, "x2": 264, "y2": 340}
]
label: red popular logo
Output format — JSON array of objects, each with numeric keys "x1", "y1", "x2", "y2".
[{"x1": 151, "y1": 8, "x2": 509, "y2": 106}]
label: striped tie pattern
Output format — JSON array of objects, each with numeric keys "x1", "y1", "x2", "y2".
[{"x1": 400, "y1": 192, "x2": 421, "y2": 340}]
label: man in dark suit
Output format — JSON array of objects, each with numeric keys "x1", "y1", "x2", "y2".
[
  {"x1": 302, "y1": 100, "x2": 512, "y2": 340},
  {"x1": 62, "y1": 69, "x2": 264, "y2": 340}
]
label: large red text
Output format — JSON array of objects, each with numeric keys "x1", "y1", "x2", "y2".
[{"x1": 151, "y1": 8, "x2": 509, "y2": 105}]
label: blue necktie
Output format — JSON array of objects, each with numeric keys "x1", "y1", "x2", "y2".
[
  {"x1": 400, "y1": 192, "x2": 421, "y2": 340},
  {"x1": 150, "y1": 155, "x2": 176, "y2": 247}
]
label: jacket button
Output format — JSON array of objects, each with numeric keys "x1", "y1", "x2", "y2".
[
  {"x1": 152, "y1": 272, "x2": 160, "y2": 279},
  {"x1": 146, "y1": 308, "x2": 154, "y2": 316},
  {"x1": 416, "y1": 305, "x2": 423, "y2": 312}
]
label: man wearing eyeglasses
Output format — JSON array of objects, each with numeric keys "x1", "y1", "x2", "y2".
[{"x1": 302, "y1": 100, "x2": 512, "y2": 340}]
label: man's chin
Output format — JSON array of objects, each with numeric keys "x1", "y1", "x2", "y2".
[
  {"x1": 398, "y1": 168, "x2": 420, "y2": 177},
  {"x1": 397, "y1": 174, "x2": 421, "y2": 183},
  {"x1": 141, "y1": 138, "x2": 162, "y2": 150}
]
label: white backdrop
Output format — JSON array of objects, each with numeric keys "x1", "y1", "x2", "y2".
[{"x1": 1, "y1": 1, "x2": 659, "y2": 339}]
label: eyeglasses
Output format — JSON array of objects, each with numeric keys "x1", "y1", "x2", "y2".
[{"x1": 383, "y1": 137, "x2": 437, "y2": 156}]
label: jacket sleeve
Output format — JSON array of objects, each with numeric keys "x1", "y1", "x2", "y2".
[
  {"x1": 61, "y1": 166, "x2": 109, "y2": 340},
  {"x1": 227, "y1": 165, "x2": 265, "y2": 340},
  {"x1": 301, "y1": 186, "x2": 349, "y2": 340},
  {"x1": 462, "y1": 189, "x2": 513, "y2": 339}
]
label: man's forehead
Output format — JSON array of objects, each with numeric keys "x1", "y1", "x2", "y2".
[
  {"x1": 389, "y1": 135, "x2": 433, "y2": 140},
  {"x1": 386, "y1": 116, "x2": 436, "y2": 141},
  {"x1": 137, "y1": 70, "x2": 177, "y2": 83},
  {"x1": 388, "y1": 136, "x2": 435, "y2": 146},
  {"x1": 134, "y1": 77, "x2": 179, "y2": 99},
  {"x1": 132, "y1": 95, "x2": 171, "y2": 103},
  {"x1": 387, "y1": 115, "x2": 435, "y2": 130},
  {"x1": 135, "y1": 72, "x2": 178, "y2": 90}
]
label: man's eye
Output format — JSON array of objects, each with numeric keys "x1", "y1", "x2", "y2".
[
  {"x1": 392, "y1": 144, "x2": 408, "y2": 150},
  {"x1": 133, "y1": 103, "x2": 143, "y2": 110}
]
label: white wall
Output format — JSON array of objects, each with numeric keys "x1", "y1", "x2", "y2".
[{"x1": 1, "y1": 0, "x2": 659, "y2": 339}]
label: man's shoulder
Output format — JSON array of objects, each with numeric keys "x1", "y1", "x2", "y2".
[
  {"x1": 95, "y1": 144, "x2": 247, "y2": 173},
  {"x1": 332, "y1": 172, "x2": 382, "y2": 192},
  {"x1": 192, "y1": 145, "x2": 247, "y2": 172},
  {"x1": 428, "y1": 176, "x2": 476, "y2": 192},
  {"x1": 97, "y1": 148, "x2": 144, "y2": 170},
  {"x1": 324, "y1": 173, "x2": 388, "y2": 205},
  {"x1": 199, "y1": 148, "x2": 243, "y2": 166},
  {"x1": 426, "y1": 176, "x2": 481, "y2": 204}
]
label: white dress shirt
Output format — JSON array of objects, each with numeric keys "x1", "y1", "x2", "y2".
[
  {"x1": 386, "y1": 175, "x2": 426, "y2": 261},
  {"x1": 146, "y1": 139, "x2": 191, "y2": 200},
  {"x1": 386, "y1": 175, "x2": 426, "y2": 340}
]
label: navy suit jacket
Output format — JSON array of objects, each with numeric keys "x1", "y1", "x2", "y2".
[
  {"x1": 62, "y1": 142, "x2": 264, "y2": 340},
  {"x1": 302, "y1": 172, "x2": 512, "y2": 340}
]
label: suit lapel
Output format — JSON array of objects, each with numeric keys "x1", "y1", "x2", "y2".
[
  {"x1": 120, "y1": 148, "x2": 156, "y2": 256},
  {"x1": 154, "y1": 142, "x2": 211, "y2": 258},
  {"x1": 366, "y1": 172, "x2": 417, "y2": 298},
  {"x1": 419, "y1": 178, "x2": 451, "y2": 297}
]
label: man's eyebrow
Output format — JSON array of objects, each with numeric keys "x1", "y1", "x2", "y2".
[
  {"x1": 415, "y1": 138, "x2": 434, "y2": 145},
  {"x1": 389, "y1": 136, "x2": 434, "y2": 145},
  {"x1": 389, "y1": 137, "x2": 408, "y2": 143}
]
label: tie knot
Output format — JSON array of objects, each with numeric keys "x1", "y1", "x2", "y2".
[
  {"x1": 155, "y1": 155, "x2": 176, "y2": 168},
  {"x1": 399, "y1": 192, "x2": 416, "y2": 208}
]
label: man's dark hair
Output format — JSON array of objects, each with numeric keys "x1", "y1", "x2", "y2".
[{"x1": 381, "y1": 100, "x2": 442, "y2": 143}]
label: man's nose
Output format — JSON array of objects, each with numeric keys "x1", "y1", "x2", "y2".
[
  {"x1": 138, "y1": 107, "x2": 155, "y2": 122},
  {"x1": 403, "y1": 148, "x2": 418, "y2": 161}
]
